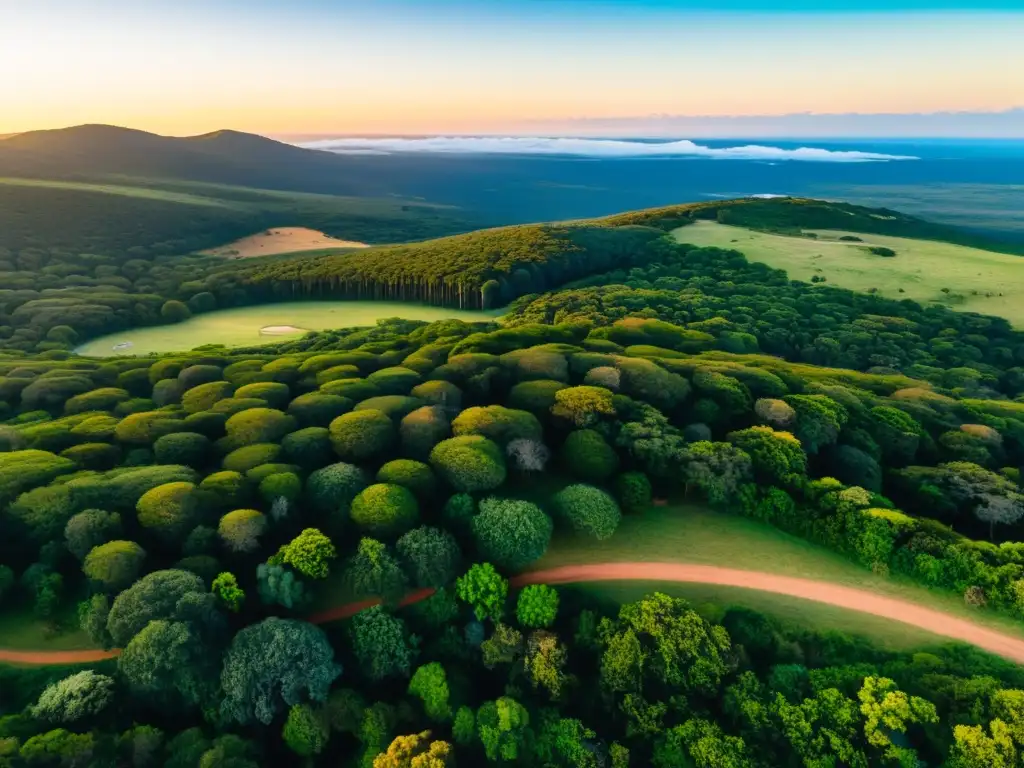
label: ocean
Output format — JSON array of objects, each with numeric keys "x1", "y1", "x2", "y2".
[{"x1": 294, "y1": 136, "x2": 1024, "y2": 239}]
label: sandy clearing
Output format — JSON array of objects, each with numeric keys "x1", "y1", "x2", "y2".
[
  {"x1": 11, "y1": 563, "x2": 1024, "y2": 666},
  {"x1": 201, "y1": 226, "x2": 369, "y2": 258},
  {"x1": 259, "y1": 325, "x2": 308, "y2": 335}
]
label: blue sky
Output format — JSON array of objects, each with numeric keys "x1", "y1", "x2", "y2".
[{"x1": 2, "y1": 0, "x2": 1022, "y2": 135}]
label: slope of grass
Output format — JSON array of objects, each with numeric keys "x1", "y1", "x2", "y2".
[
  {"x1": 672, "y1": 220, "x2": 1024, "y2": 326},
  {"x1": 0, "y1": 605, "x2": 94, "y2": 652},
  {"x1": 537, "y1": 505, "x2": 1024, "y2": 649}
]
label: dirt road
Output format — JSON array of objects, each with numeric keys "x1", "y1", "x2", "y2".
[{"x1": 8, "y1": 563, "x2": 1024, "y2": 666}]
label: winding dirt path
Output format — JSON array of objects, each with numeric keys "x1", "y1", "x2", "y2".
[{"x1": 8, "y1": 563, "x2": 1024, "y2": 666}]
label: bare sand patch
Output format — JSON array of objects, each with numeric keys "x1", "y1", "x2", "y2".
[
  {"x1": 259, "y1": 325, "x2": 307, "y2": 335},
  {"x1": 202, "y1": 226, "x2": 369, "y2": 258}
]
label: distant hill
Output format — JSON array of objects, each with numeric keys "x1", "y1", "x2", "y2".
[{"x1": 0, "y1": 124, "x2": 382, "y2": 196}]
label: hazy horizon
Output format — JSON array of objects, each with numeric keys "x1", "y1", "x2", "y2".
[{"x1": 3, "y1": 1, "x2": 1022, "y2": 137}]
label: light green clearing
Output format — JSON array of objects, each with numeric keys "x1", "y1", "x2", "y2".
[
  {"x1": 76, "y1": 301, "x2": 498, "y2": 357},
  {"x1": 0, "y1": 177, "x2": 239, "y2": 208},
  {"x1": 538, "y1": 505, "x2": 1024, "y2": 650},
  {"x1": 0, "y1": 605, "x2": 94, "y2": 651},
  {"x1": 673, "y1": 220, "x2": 1024, "y2": 327}
]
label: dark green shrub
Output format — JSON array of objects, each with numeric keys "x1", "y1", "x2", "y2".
[
  {"x1": 83, "y1": 540, "x2": 146, "y2": 591},
  {"x1": 210, "y1": 397, "x2": 269, "y2": 416},
  {"x1": 319, "y1": 378, "x2": 379, "y2": 401},
  {"x1": 441, "y1": 493, "x2": 477, "y2": 536},
  {"x1": 198, "y1": 471, "x2": 249, "y2": 510},
  {"x1": 350, "y1": 484, "x2": 420, "y2": 539},
  {"x1": 152, "y1": 379, "x2": 184, "y2": 407},
  {"x1": 245, "y1": 462, "x2": 301, "y2": 484},
  {"x1": 430, "y1": 435, "x2": 507, "y2": 493},
  {"x1": 222, "y1": 444, "x2": 283, "y2": 474},
  {"x1": 224, "y1": 408, "x2": 296, "y2": 446},
  {"x1": 329, "y1": 410, "x2": 395, "y2": 463},
  {"x1": 614, "y1": 471, "x2": 652, "y2": 514},
  {"x1": 376, "y1": 460, "x2": 436, "y2": 501},
  {"x1": 65, "y1": 387, "x2": 130, "y2": 415},
  {"x1": 471, "y1": 497, "x2": 552, "y2": 570},
  {"x1": 234, "y1": 382, "x2": 290, "y2": 409},
  {"x1": 259, "y1": 472, "x2": 303, "y2": 505},
  {"x1": 60, "y1": 442, "x2": 121, "y2": 470},
  {"x1": 410, "y1": 380, "x2": 462, "y2": 410},
  {"x1": 177, "y1": 365, "x2": 223, "y2": 391},
  {"x1": 153, "y1": 432, "x2": 210, "y2": 467},
  {"x1": 451, "y1": 406, "x2": 542, "y2": 446},
  {"x1": 314, "y1": 364, "x2": 361, "y2": 386},
  {"x1": 560, "y1": 429, "x2": 619, "y2": 482},
  {"x1": 400, "y1": 406, "x2": 452, "y2": 460},
  {"x1": 282, "y1": 427, "x2": 333, "y2": 468},
  {"x1": 551, "y1": 484, "x2": 622, "y2": 540},
  {"x1": 287, "y1": 393, "x2": 353, "y2": 428},
  {"x1": 396, "y1": 526, "x2": 462, "y2": 589},
  {"x1": 218, "y1": 509, "x2": 267, "y2": 553},
  {"x1": 306, "y1": 462, "x2": 370, "y2": 517},
  {"x1": 367, "y1": 367, "x2": 422, "y2": 396},
  {"x1": 182, "y1": 381, "x2": 234, "y2": 414},
  {"x1": 65, "y1": 509, "x2": 122, "y2": 561},
  {"x1": 114, "y1": 411, "x2": 184, "y2": 445},
  {"x1": 353, "y1": 395, "x2": 425, "y2": 421},
  {"x1": 161, "y1": 300, "x2": 192, "y2": 323},
  {"x1": 136, "y1": 481, "x2": 200, "y2": 540},
  {"x1": 507, "y1": 380, "x2": 568, "y2": 415}
]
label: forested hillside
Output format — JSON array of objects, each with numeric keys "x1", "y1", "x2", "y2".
[
  {"x1": 2, "y1": 309, "x2": 1024, "y2": 765},
  {"x1": 2, "y1": 196, "x2": 1024, "y2": 766}
]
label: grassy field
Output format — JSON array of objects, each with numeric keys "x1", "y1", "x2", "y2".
[
  {"x1": 0, "y1": 605, "x2": 94, "y2": 651},
  {"x1": 76, "y1": 301, "x2": 498, "y2": 357},
  {"x1": 0, "y1": 177, "x2": 240, "y2": 208},
  {"x1": 536, "y1": 504, "x2": 1024, "y2": 650},
  {"x1": 673, "y1": 220, "x2": 1024, "y2": 326}
]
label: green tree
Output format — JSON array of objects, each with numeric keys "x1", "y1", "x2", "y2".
[
  {"x1": 330, "y1": 409, "x2": 396, "y2": 462},
  {"x1": 472, "y1": 497, "x2": 553, "y2": 570},
  {"x1": 282, "y1": 528, "x2": 337, "y2": 579},
  {"x1": 343, "y1": 538, "x2": 409, "y2": 605},
  {"x1": 136, "y1": 481, "x2": 200, "y2": 541},
  {"x1": 220, "y1": 618, "x2": 341, "y2": 725},
  {"x1": 477, "y1": 697, "x2": 532, "y2": 763},
  {"x1": 551, "y1": 386, "x2": 616, "y2": 427},
  {"x1": 351, "y1": 484, "x2": 421, "y2": 539},
  {"x1": 349, "y1": 606, "x2": 414, "y2": 682},
  {"x1": 429, "y1": 435, "x2": 507, "y2": 493},
  {"x1": 283, "y1": 704, "x2": 330, "y2": 757},
  {"x1": 218, "y1": 509, "x2": 267, "y2": 554},
  {"x1": 551, "y1": 484, "x2": 622, "y2": 540},
  {"x1": 516, "y1": 584, "x2": 559, "y2": 629},
  {"x1": 106, "y1": 569, "x2": 206, "y2": 646},
  {"x1": 212, "y1": 572, "x2": 245, "y2": 612},
  {"x1": 614, "y1": 471, "x2": 652, "y2": 514},
  {"x1": 408, "y1": 663, "x2": 452, "y2": 722},
  {"x1": 396, "y1": 526, "x2": 462, "y2": 589},
  {"x1": 456, "y1": 563, "x2": 508, "y2": 623},
  {"x1": 726, "y1": 426, "x2": 807, "y2": 487},
  {"x1": 560, "y1": 429, "x2": 620, "y2": 482},
  {"x1": 31, "y1": 671, "x2": 115, "y2": 724},
  {"x1": 857, "y1": 676, "x2": 937, "y2": 764},
  {"x1": 119, "y1": 619, "x2": 219, "y2": 710},
  {"x1": 683, "y1": 441, "x2": 753, "y2": 505},
  {"x1": 83, "y1": 540, "x2": 146, "y2": 592},
  {"x1": 64, "y1": 510, "x2": 122, "y2": 561}
]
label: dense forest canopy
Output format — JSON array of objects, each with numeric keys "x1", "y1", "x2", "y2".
[{"x1": 1, "y1": 195, "x2": 1024, "y2": 766}]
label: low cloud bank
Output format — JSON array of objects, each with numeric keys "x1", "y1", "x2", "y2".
[{"x1": 298, "y1": 136, "x2": 918, "y2": 162}]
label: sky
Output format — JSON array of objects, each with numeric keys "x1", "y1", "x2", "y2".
[{"x1": 2, "y1": 0, "x2": 1023, "y2": 137}]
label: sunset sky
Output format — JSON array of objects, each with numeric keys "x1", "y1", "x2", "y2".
[{"x1": 3, "y1": 0, "x2": 1023, "y2": 136}]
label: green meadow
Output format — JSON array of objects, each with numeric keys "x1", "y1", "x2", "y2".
[{"x1": 674, "y1": 220, "x2": 1024, "y2": 326}]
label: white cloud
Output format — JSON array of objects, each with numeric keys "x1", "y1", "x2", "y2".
[{"x1": 297, "y1": 136, "x2": 918, "y2": 162}]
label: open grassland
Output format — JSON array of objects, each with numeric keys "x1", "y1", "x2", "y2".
[
  {"x1": 537, "y1": 505, "x2": 1024, "y2": 649},
  {"x1": 0, "y1": 177, "x2": 240, "y2": 208},
  {"x1": 673, "y1": 220, "x2": 1024, "y2": 326},
  {"x1": 75, "y1": 300, "x2": 498, "y2": 357},
  {"x1": 0, "y1": 605, "x2": 94, "y2": 652}
]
